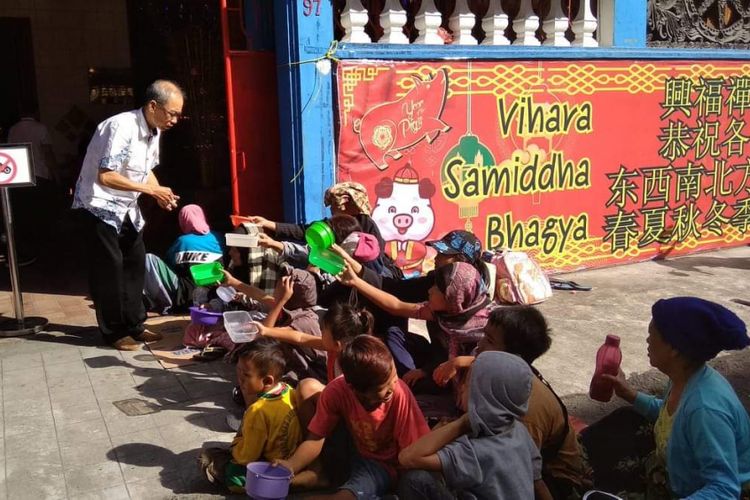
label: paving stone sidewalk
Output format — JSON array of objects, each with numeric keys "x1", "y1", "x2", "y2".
[{"x1": 0, "y1": 245, "x2": 748, "y2": 499}]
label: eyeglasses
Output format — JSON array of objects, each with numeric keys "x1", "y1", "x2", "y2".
[{"x1": 155, "y1": 103, "x2": 182, "y2": 120}]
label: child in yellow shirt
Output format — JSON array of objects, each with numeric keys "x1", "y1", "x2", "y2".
[{"x1": 199, "y1": 338, "x2": 323, "y2": 493}]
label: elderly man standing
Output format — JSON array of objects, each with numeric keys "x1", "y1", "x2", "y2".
[{"x1": 73, "y1": 80, "x2": 184, "y2": 350}]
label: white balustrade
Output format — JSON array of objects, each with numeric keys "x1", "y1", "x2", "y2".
[
  {"x1": 335, "y1": 0, "x2": 600, "y2": 47},
  {"x1": 380, "y1": 0, "x2": 409, "y2": 44},
  {"x1": 449, "y1": 0, "x2": 478, "y2": 45},
  {"x1": 341, "y1": 0, "x2": 371, "y2": 44},
  {"x1": 512, "y1": 0, "x2": 541, "y2": 46},
  {"x1": 572, "y1": 0, "x2": 599, "y2": 47},
  {"x1": 542, "y1": 0, "x2": 571, "y2": 46},
  {"x1": 414, "y1": 0, "x2": 444, "y2": 44},
  {"x1": 481, "y1": 0, "x2": 510, "y2": 46}
]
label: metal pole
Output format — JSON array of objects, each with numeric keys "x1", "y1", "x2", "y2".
[{"x1": 1, "y1": 187, "x2": 24, "y2": 329}]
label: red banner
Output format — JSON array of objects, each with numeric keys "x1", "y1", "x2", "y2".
[{"x1": 336, "y1": 60, "x2": 750, "y2": 274}]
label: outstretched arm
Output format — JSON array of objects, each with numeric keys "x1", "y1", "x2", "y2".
[
  {"x1": 221, "y1": 270, "x2": 274, "y2": 306},
  {"x1": 338, "y1": 263, "x2": 430, "y2": 320},
  {"x1": 256, "y1": 323, "x2": 326, "y2": 351}
]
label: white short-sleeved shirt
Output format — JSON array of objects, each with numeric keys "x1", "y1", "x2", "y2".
[
  {"x1": 72, "y1": 109, "x2": 160, "y2": 232},
  {"x1": 8, "y1": 117, "x2": 52, "y2": 180}
]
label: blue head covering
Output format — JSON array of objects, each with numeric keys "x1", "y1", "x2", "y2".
[{"x1": 651, "y1": 297, "x2": 749, "y2": 362}]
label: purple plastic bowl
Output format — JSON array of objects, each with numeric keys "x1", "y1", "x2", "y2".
[
  {"x1": 189, "y1": 306, "x2": 222, "y2": 326},
  {"x1": 245, "y1": 461, "x2": 292, "y2": 500}
]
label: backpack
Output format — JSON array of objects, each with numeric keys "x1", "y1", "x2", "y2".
[{"x1": 489, "y1": 250, "x2": 552, "y2": 305}]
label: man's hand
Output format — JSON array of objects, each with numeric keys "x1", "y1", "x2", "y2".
[
  {"x1": 150, "y1": 185, "x2": 179, "y2": 211},
  {"x1": 274, "y1": 276, "x2": 295, "y2": 306},
  {"x1": 402, "y1": 369, "x2": 427, "y2": 388}
]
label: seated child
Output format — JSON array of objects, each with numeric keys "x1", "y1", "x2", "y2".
[
  {"x1": 275, "y1": 335, "x2": 430, "y2": 499},
  {"x1": 198, "y1": 338, "x2": 324, "y2": 493},
  {"x1": 143, "y1": 204, "x2": 224, "y2": 314},
  {"x1": 261, "y1": 267, "x2": 328, "y2": 383},
  {"x1": 432, "y1": 306, "x2": 589, "y2": 498},
  {"x1": 339, "y1": 261, "x2": 494, "y2": 394},
  {"x1": 397, "y1": 351, "x2": 551, "y2": 500},
  {"x1": 257, "y1": 301, "x2": 374, "y2": 383}
]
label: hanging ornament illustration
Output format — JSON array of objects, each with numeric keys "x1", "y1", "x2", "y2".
[{"x1": 440, "y1": 62, "x2": 495, "y2": 232}]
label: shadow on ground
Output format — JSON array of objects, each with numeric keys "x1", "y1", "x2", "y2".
[{"x1": 653, "y1": 253, "x2": 750, "y2": 277}]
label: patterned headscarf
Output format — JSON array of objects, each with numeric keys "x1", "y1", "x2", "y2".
[
  {"x1": 434, "y1": 262, "x2": 493, "y2": 356},
  {"x1": 324, "y1": 182, "x2": 372, "y2": 215}
]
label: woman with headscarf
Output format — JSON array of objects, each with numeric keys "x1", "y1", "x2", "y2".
[
  {"x1": 604, "y1": 296, "x2": 750, "y2": 498},
  {"x1": 143, "y1": 204, "x2": 224, "y2": 313},
  {"x1": 339, "y1": 261, "x2": 494, "y2": 395}
]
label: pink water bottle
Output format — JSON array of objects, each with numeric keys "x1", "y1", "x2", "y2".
[{"x1": 589, "y1": 334, "x2": 622, "y2": 402}]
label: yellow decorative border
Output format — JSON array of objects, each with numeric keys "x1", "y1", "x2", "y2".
[
  {"x1": 339, "y1": 62, "x2": 750, "y2": 116},
  {"x1": 532, "y1": 226, "x2": 749, "y2": 269},
  {"x1": 340, "y1": 65, "x2": 391, "y2": 127}
]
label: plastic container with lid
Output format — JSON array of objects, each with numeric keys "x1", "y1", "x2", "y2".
[
  {"x1": 305, "y1": 221, "x2": 344, "y2": 275},
  {"x1": 216, "y1": 286, "x2": 237, "y2": 304},
  {"x1": 189, "y1": 261, "x2": 224, "y2": 286},
  {"x1": 589, "y1": 334, "x2": 623, "y2": 402},
  {"x1": 225, "y1": 232, "x2": 258, "y2": 248},
  {"x1": 305, "y1": 221, "x2": 336, "y2": 249},
  {"x1": 223, "y1": 311, "x2": 259, "y2": 343}
]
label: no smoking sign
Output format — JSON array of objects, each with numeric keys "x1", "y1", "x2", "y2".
[
  {"x1": 0, "y1": 145, "x2": 35, "y2": 187},
  {"x1": 0, "y1": 152, "x2": 18, "y2": 184}
]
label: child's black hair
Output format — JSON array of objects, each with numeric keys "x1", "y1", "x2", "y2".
[
  {"x1": 328, "y1": 214, "x2": 362, "y2": 244},
  {"x1": 235, "y1": 337, "x2": 287, "y2": 378},
  {"x1": 322, "y1": 302, "x2": 374, "y2": 342},
  {"x1": 487, "y1": 306, "x2": 551, "y2": 364}
]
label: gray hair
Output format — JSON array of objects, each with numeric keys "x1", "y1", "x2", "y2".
[{"x1": 144, "y1": 80, "x2": 184, "y2": 105}]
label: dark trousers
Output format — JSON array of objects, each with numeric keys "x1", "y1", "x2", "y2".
[
  {"x1": 397, "y1": 470, "x2": 455, "y2": 500},
  {"x1": 80, "y1": 210, "x2": 146, "y2": 343},
  {"x1": 386, "y1": 326, "x2": 446, "y2": 395}
]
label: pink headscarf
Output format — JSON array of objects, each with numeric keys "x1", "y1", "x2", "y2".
[{"x1": 178, "y1": 204, "x2": 210, "y2": 235}]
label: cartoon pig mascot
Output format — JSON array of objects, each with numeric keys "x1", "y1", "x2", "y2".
[{"x1": 372, "y1": 165, "x2": 436, "y2": 277}]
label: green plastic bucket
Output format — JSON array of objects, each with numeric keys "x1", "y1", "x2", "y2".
[{"x1": 189, "y1": 261, "x2": 224, "y2": 286}]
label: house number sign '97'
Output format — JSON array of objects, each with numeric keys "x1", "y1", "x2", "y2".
[{"x1": 303, "y1": 0, "x2": 321, "y2": 16}]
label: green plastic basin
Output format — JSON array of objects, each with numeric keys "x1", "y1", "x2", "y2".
[
  {"x1": 189, "y1": 261, "x2": 224, "y2": 286},
  {"x1": 308, "y1": 248, "x2": 345, "y2": 275}
]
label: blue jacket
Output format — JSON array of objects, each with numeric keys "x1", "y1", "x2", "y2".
[
  {"x1": 165, "y1": 231, "x2": 224, "y2": 270},
  {"x1": 634, "y1": 365, "x2": 750, "y2": 499}
]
